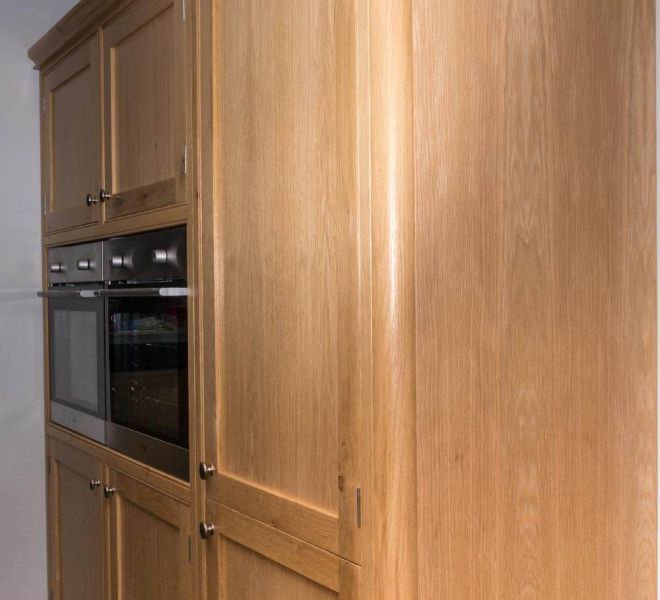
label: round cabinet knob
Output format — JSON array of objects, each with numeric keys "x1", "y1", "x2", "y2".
[
  {"x1": 110, "y1": 255, "x2": 125, "y2": 268},
  {"x1": 86, "y1": 193, "x2": 99, "y2": 206},
  {"x1": 151, "y1": 249, "x2": 169, "y2": 265},
  {"x1": 199, "y1": 522, "x2": 216, "y2": 540},
  {"x1": 103, "y1": 486, "x2": 118, "y2": 498},
  {"x1": 199, "y1": 462, "x2": 217, "y2": 480},
  {"x1": 49, "y1": 263, "x2": 64, "y2": 273},
  {"x1": 77, "y1": 259, "x2": 92, "y2": 271},
  {"x1": 89, "y1": 479, "x2": 101, "y2": 491}
]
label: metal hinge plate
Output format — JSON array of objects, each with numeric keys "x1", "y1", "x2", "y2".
[
  {"x1": 181, "y1": 144, "x2": 188, "y2": 176},
  {"x1": 42, "y1": 96, "x2": 46, "y2": 114}
]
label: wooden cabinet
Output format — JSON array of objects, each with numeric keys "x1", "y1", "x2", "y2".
[
  {"x1": 47, "y1": 439, "x2": 192, "y2": 600},
  {"x1": 107, "y1": 470, "x2": 193, "y2": 600},
  {"x1": 38, "y1": 0, "x2": 190, "y2": 237},
  {"x1": 101, "y1": 0, "x2": 188, "y2": 220},
  {"x1": 202, "y1": 0, "x2": 368, "y2": 569},
  {"x1": 48, "y1": 440, "x2": 106, "y2": 600},
  {"x1": 34, "y1": 0, "x2": 658, "y2": 599},
  {"x1": 42, "y1": 37, "x2": 101, "y2": 233}
]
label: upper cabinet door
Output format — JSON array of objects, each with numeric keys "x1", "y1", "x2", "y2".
[
  {"x1": 42, "y1": 37, "x2": 101, "y2": 233},
  {"x1": 102, "y1": 0, "x2": 188, "y2": 220},
  {"x1": 203, "y1": 0, "x2": 369, "y2": 566}
]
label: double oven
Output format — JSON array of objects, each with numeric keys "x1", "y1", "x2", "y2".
[{"x1": 39, "y1": 227, "x2": 189, "y2": 480}]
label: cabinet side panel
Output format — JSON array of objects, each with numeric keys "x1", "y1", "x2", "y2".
[{"x1": 414, "y1": 1, "x2": 656, "y2": 598}]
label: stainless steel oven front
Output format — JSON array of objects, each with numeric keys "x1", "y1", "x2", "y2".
[
  {"x1": 40, "y1": 242, "x2": 106, "y2": 444},
  {"x1": 103, "y1": 227, "x2": 189, "y2": 480},
  {"x1": 40, "y1": 228, "x2": 190, "y2": 480}
]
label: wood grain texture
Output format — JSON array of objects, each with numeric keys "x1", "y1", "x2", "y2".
[
  {"x1": 43, "y1": 37, "x2": 101, "y2": 232},
  {"x1": 368, "y1": 0, "x2": 418, "y2": 598},
  {"x1": 222, "y1": 540, "x2": 338, "y2": 600},
  {"x1": 103, "y1": 0, "x2": 188, "y2": 219},
  {"x1": 205, "y1": 501, "x2": 361, "y2": 600},
  {"x1": 210, "y1": 503, "x2": 341, "y2": 593},
  {"x1": 413, "y1": 1, "x2": 657, "y2": 598},
  {"x1": 206, "y1": 0, "x2": 365, "y2": 564},
  {"x1": 48, "y1": 439, "x2": 105, "y2": 600},
  {"x1": 28, "y1": 0, "x2": 126, "y2": 69},
  {"x1": 108, "y1": 469, "x2": 192, "y2": 600},
  {"x1": 214, "y1": 473, "x2": 339, "y2": 555}
]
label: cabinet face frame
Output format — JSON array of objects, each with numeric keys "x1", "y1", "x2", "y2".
[
  {"x1": 200, "y1": 0, "x2": 372, "y2": 567},
  {"x1": 101, "y1": 0, "x2": 190, "y2": 221},
  {"x1": 48, "y1": 439, "x2": 107, "y2": 600},
  {"x1": 42, "y1": 36, "x2": 102, "y2": 233},
  {"x1": 107, "y1": 469, "x2": 193, "y2": 600}
]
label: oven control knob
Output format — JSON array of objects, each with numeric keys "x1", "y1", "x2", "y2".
[
  {"x1": 152, "y1": 249, "x2": 169, "y2": 265},
  {"x1": 49, "y1": 262, "x2": 64, "y2": 273},
  {"x1": 110, "y1": 255, "x2": 125, "y2": 268},
  {"x1": 77, "y1": 259, "x2": 92, "y2": 271}
]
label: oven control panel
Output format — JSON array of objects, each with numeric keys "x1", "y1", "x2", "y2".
[
  {"x1": 47, "y1": 241, "x2": 104, "y2": 285},
  {"x1": 105, "y1": 227, "x2": 187, "y2": 282}
]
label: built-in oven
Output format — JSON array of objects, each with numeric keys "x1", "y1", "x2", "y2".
[
  {"x1": 104, "y1": 228, "x2": 189, "y2": 479},
  {"x1": 39, "y1": 227, "x2": 190, "y2": 480},
  {"x1": 40, "y1": 242, "x2": 106, "y2": 444}
]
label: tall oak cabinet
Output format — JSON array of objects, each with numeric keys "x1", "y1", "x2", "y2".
[{"x1": 31, "y1": 0, "x2": 656, "y2": 599}]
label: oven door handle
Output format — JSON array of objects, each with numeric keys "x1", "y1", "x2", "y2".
[
  {"x1": 97, "y1": 287, "x2": 189, "y2": 298},
  {"x1": 37, "y1": 289, "x2": 99, "y2": 298}
]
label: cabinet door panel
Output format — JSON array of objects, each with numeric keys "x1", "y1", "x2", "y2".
[
  {"x1": 206, "y1": 501, "x2": 360, "y2": 600},
  {"x1": 205, "y1": 0, "x2": 368, "y2": 564},
  {"x1": 43, "y1": 38, "x2": 101, "y2": 232},
  {"x1": 108, "y1": 470, "x2": 191, "y2": 600},
  {"x1": 48, "y1": 439, "x2": 105, "y2": 600},
  {"x1": 102, "y1": 0, "x2": 187, "y2": 219}
]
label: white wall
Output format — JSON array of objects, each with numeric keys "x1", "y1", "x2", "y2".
[{"x1": 0, "y1": 38, "x2": 47, "y2": 599}]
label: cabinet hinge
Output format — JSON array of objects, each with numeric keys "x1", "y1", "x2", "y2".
[
  {"x1": 182, "y1": 0, "x2": 187, "y2": 22},
  {"x1": 356, "y1": 487, "x2": 362, "y2": 528},
  {"x1": 181, "y1": 144, "x2": 188, "y2": 176},
  {"x1": 42, "y1": 96, "x2": 46, "y2": 114},
  {"x1": 188, "y1": 535, "x2": 192, "y2": 562}
]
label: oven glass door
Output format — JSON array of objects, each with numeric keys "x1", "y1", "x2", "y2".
[
  {"x1": 107, "y1": 292, "x2": 188, "y2": 449},
  {"x1": 48, "y1": 291, "x2": 106, "y2": 439}
]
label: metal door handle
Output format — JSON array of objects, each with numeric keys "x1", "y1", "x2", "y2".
[
  {"x1": 199, "y1": 522, "x2": 215, "y2": 540},
  {"x1": 104, "y1": 486, "x2": 118, "y2": 498},
  {"x1": 89, "y1": 479, "x2": 101, "y2": 491},
  {"x1": 199, "y1": 463, "x2": 216, "y2": 480},
  {"x1": 97, "y1": 287, "x2": 189, "y2": 298},
  {"x1": 37, "y1": 289, "x2": 99, "y2": 299}
]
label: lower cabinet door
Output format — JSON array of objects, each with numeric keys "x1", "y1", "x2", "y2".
[
  {"x1": 48, "y1": 440, "x2": 106, "y2": 600},
  {"x1": 107, "y1": 470, "x2": 192, "y2": 600},
  {"x1": 205, "y1": 500, "x2": 361, "y2": 600}
]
